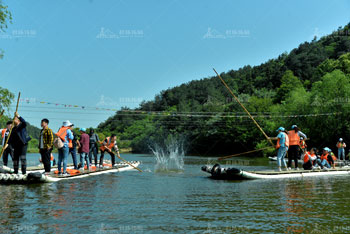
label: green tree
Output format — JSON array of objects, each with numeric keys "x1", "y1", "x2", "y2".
[
  {"x1": 0, "y1": 1, "x2": 12, "y2": 59},
  {"x1": 275, "y1": 70, "x2": 303, "y2": 103}
]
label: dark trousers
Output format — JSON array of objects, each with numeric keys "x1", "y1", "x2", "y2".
[
  {"x1": 303, "y1": 160, "x2": 313, "y2": 170},
  {"x1": 89, "y1": 144, "x2": 98, "y2": 166},
  {"x1": 288, "y1": 145, "x2": 299, "y2": 168},
  {"x1": 69, "y1": 147, "x2": 78, "y2": 169},
  {"x1": 40, "y1": 148, "x2": 52, "y2": 173},
  {"x1": 2, "y1": 146, "x2": 14, "y2": 166},
  {"x1": 13, "y1": 144, "x2": 28, "y2": 174},
  {"x1": 99, "y1": 150, "x2": 115, "y2": 166}
]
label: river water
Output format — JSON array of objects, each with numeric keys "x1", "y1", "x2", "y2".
[{"x1": 1, "y1": 154, "x2": 350, "y2": 234}]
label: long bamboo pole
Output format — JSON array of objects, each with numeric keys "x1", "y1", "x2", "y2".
[
  {"x1": 0, "y1": 92, "x2": 21, "y2": 160},
  {"x1": 213, "y1": 68, "x2": 275, "y2": 147},
  {"x1": 218, "y1": 146, "x2": 273, "y2": 160},
  {"x1": 102, "y1": 145, "x2": 143, "y2": 172}
]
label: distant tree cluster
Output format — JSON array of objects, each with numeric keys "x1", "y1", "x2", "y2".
[{"x1": 97, "y1": 23, "x2": 350, "y2": 155}]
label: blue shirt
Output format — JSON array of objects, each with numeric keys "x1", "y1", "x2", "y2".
[
  {"x1": 64, "y1": 129, "x2": 74, "y2": 147},
  {"x1": 277, "y1": 132, "x2": 287, "y2": 148}
]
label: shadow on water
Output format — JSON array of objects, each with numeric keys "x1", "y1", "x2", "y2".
[{"x1": 150, "y1": 135, "x2": 185, "y2": 173}]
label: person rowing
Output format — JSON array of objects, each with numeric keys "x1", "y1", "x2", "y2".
[
  {"x1": 99, "y1": 134, "x2": 120, "y2": 168},
  {"x1": 269, "y1": 127, "x2": 289, "y2": 171}
]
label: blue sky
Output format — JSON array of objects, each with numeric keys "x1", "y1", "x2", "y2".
[{"x1": 0, "y1": 0, "x2": 349, "y2": 131}]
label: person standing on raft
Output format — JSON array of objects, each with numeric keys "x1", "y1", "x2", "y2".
[
  {"x1": 269, "y1": 127, "x2": 289, "y2": 171},
  {"x1": 56, "y1": 120, "x2": 74, "y2": 175},
  {"x1": 6, "y1": 112, "x2": 31, "y2": 174},
  {"x1": 99, "y1": 134, "x2": 120, "y2": 168},
  {"x1": 287, "y1": 125, "x2": 307, "y2": 170},
  {"x1": 1, "y1": 121, "x2": 14, "y2": 167},
  {"x1": 88, "y1": 129, "x2": 100, "y2": 167},
  {"x1": 38, "y1": 118, "x2": 54, "y2": 175},
  {"x1": 336, "y1": 138, "x2": 346, "y2": 161},
  {"x1": 79, "y1": 128, "x2": 90, "y2": 170}
]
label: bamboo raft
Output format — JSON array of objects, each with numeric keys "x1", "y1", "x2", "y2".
[
  {"x1": 0, "y1": 161, "x2": 141, "y2": 184},
  {"x1": 202, "y1": 163, "x2": 350, "y2": 180}
]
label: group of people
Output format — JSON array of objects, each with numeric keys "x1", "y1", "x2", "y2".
[
  {"x1": 273, "y1": 124, "x2": 347, "y2": 171},
  {"x1": 1, "y1": 113, "x2": 121, "y2": 175}
]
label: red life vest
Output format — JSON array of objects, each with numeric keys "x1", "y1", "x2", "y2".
[
  {"x1": 1, "y1": 129, "x2": 6, "y2": 138},
  {"x1": 100, "y1": 137, "x2": 115, "y2": 151},
  {"x1": 56, "y1": 126, "x2": 73, "y2": 148},
  {"x1": 288, "y1": 130, "x2": 300, "y2": 146}
]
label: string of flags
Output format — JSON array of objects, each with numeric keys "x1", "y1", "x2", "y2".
[
  {"x1": 16, "y1": 98, "x2": 340, "y2": 118},
  {"x1": 118, "y1": 110, "x2": 340, "y2": 118},
  {"x1": 18, "y1": 98, "x2": 118, "y2": 112}
]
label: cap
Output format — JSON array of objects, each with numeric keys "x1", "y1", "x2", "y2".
[
  {"x1": 291, "y1": 125, "x2": 297, "y2": 129},
  {"x1": 80, "y1": 128, "x2": 86, "y2": 132},
  {"x1": 339, "y1": 138, "x2": 343, "y2": 141},
  {"x1": 276, "y1": 127, "x2": 285, "y2": 132}
]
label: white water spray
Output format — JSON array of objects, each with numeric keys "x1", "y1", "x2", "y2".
[{"x1": 150, "y1": 136, "x2": 185, "y2": 172}]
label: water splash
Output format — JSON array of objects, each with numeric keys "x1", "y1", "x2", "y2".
[{"x1": 150, "y1": 136, "x2": 185, "y2": 173}]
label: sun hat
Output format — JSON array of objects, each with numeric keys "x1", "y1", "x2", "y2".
[{"x1": 63, "y1": 120, "x2": 73, "y2": 127}]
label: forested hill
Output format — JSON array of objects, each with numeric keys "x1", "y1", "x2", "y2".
[{"x1": 98, "y1": 23, "x2": 350, "y2": 155}]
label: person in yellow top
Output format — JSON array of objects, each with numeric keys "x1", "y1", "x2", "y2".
[{"x1": 336, "y1": 138, "x2": 346, "y2": 161}]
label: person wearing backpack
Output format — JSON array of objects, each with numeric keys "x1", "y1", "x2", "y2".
[{"x1": 55, "y1": 120, "x2": 74, "y2": 175}]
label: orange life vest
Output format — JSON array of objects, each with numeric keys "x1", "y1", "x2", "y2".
[
  {"x1": 100, "y1": 137, "x2": 115, "y2": 151},
  {"x1": 321, "y1": 153, "x2": 328, "y2": 161},
  {"x1": 1, "y1": 129, "x2": 6, "y2": 138},
  {"x1": 321, "y1": 153, "x2": 335, "y2": 164},
  {"x1": 288, "y1": 130, "x2": 300, "y2": 146},
  {"x1": 276, "y1": 132, "x2": 289, "y2": 149},
  {"x1": 50, "y1": 155, "x2": 54, "y2": 161},
  {"x1": 337, "y1": 142, "x2": 345, "y2": 148},
  {"x1": 56, "y1": 126, "x2": 73, "y2": 148},
  {"x1": 331, "y1": 152, "x2": 337, "y2": 161},
  {"x1": 303, "y1": 151, "x2": 315, "y2": 163}
]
